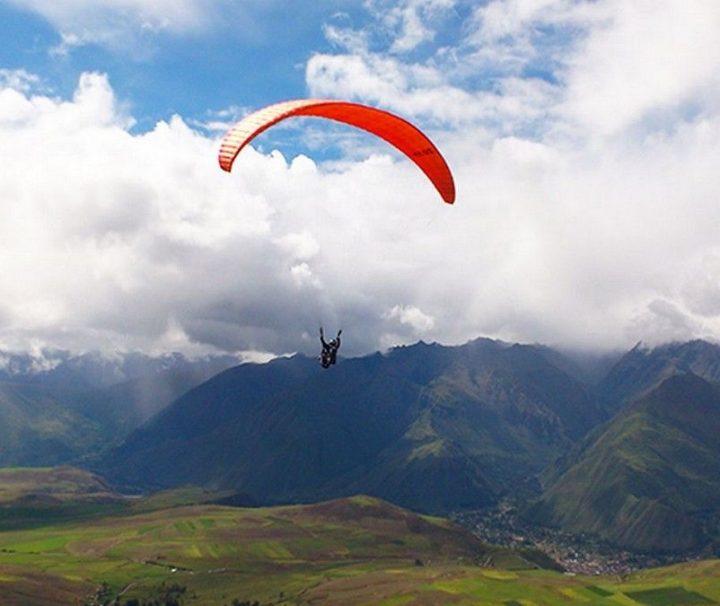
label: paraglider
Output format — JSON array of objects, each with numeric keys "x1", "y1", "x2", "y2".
[
  {"x1": 218, "y1": 100, "x2": 454, "y2": 369},
  {"x1": 319, "y1": 327, "x2": 342, "y2": 369},
  {"x1": 218, "y1": 99, "x2": 455, "y2": 204}
]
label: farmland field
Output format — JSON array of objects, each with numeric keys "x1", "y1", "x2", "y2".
[{"x1": 0, "y1": 470, "x2": 719, "y2": 605}]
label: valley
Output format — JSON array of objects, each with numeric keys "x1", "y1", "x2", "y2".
[
  {"x1": 453, "y1": 500, "x2": 709, "y2": 577},
  {"x1": 3, "y1": 339, "x2": 720, "y2": 603},
  {"x1": 1, "y1": 480, "x2": 719, "y2": 605}
]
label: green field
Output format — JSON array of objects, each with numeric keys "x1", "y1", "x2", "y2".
[{"x1": 0, "y1": 470, "x2": 719, "y2": 605}]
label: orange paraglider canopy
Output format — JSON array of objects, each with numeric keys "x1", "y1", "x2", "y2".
[{"x1": 218, "y1": 99, "x2": 455, "y2": 204}]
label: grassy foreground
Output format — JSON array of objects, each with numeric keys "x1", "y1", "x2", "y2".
[{"x1": 0, "y1": 469, "x2": 719, "y2": 605}]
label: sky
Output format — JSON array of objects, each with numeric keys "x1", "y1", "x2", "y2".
[{"x1": 1, "y1": 0, "x2": 720, "y2": 360}]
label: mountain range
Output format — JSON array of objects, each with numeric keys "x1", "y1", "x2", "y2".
[
  {"x1": 100, "y1": 339, "x2": 603, "y2": 512},
  {"x1": 528, "y1": 372, "x2": 720, "y2": 553},
  {"x1": 529, "y1": 340, "x2": 720, "y2": 553},
  {"x1": 3, "y1": 338, "x2": 720, "y2": 554}
]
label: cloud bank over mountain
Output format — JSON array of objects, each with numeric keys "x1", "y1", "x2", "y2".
[{"x1": 2, "y1": 1, "x2": 720, "y2": 357}]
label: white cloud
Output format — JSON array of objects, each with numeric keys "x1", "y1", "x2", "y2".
[
  {"x1": 0, "y1": 72, "x2": 274, "y2": 353},
  {"x1": 627, "y1": 300, "x2": 707, "y2": 347},
  {"x1": 8, "y1": 0, "x2": 210, "y2": 31},
  {"x1": 4, "y1": 1, "x2": 720, "y2": 357},
  {"x1": 49, "y1": 32, "x2": 84, "y2": 57},
  {"x1": 385, "y1": 305, "x2": 435, "y2": 332},
  {"x1": 307, "y1": 2, "x2": 564, "y2": 132},
  {"x1": 465, "y1": 0, "x2": 720, "y2": 139},
  {"x1": 368, "y1": 0, "x2": 458, "y2": 53},
  {"x1": 303, "y1": 0, "x2": 720, "y2": 351},
  {"x1": 323, "y1": 23, "x2": 371, "y2": 55},
  {"x1": 467, "y1": 0, "x2": 587, "y2": 46},
  {"x1": 306, "y1": 52, "x2": 558, "y2": 130},
  {"x1": 0, "y1": 71, "x2": 464, "y2": 356},
  {"x1": 560, "y1": 0, "x2": 720, "y2": 137},
  {"x1": 276, "y1": 229, "x2": 321, "y2": 261},
  {"x1": 0, "y1": 69, "x2": 42, "y2": 92},
  {"x1": 5, "y1": 0, "x2": 224, "y2": 52}
]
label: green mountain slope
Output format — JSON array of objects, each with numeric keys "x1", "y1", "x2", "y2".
[
  {"x1": 528, "y1": 373, "x2": 720, "y2": 552},
  {"x1": 0, "y1": 383, "x2": 104, "y2": 466},
  {"x1": 102, "y1": 339, "x2": 602, "y2": 512}
]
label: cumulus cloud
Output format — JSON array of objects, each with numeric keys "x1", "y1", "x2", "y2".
[
  {"x1": 385, "y1": 305, "x2": 435, "y2": 332},
  {"x1": 3, "y1": 1, "x2": 720, "y2": 358},
  {"x1": 559, "y1": 0, "x2": 720, "y2": 137},
  {"x1": 308, "y1": 0, "x2": 720, "y2": 352},
  {"x1": 307, "y1": 2, "x2": 563, "y2": 133},
  {"x1": 0, "y1": 72, "x2": 273, "y2": 354},
  {"x1": 0, "y1": 71, "x2": 463, "y2": 356}
]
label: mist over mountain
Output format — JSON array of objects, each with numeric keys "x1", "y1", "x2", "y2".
[
  {"x1": 65, "y1": 357, "x2": 241, "y2": 441},
  {"x1": 598, "y1": 339, "x2": 720, "y2": 415},
  {"x1": 0, "y1": 349, "x2": 238, "y2": 392},
  {"x1": 0, "y1": 350, "x2": 238, "y2": 464}
]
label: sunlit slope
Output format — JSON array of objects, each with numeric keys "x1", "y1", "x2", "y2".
[
  {"x1": 530, "y1": 373, "x2": 720, "y2": 552},
  {"x1": 0, "y1": 466, "x2": 128, "y2": 533},
  {"x1": 0, "y1": 466, "x2": 116, "y2": 502},
  {"x1": 102, "y1": 339, "x2": 602, "y2": 512},
  {"x1": 0, "y1": 495, "x2": 493, "y2": 605},
  {"x1": 0, "y1": 493, "x2": 719, "y2": 605}
]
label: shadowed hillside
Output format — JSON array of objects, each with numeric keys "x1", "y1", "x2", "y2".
[{"x1": 101, "y1": 338, "x2": 602, "y2": 513}]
